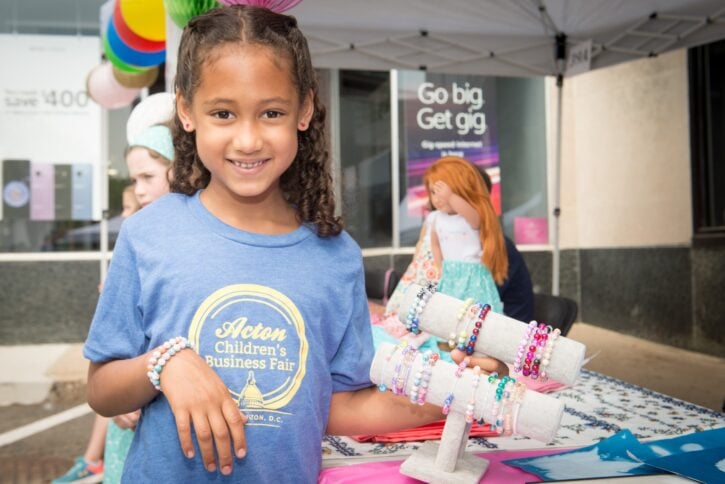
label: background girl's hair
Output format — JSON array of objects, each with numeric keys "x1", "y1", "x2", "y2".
[
  {"x1": 171, "y1": 5, "x2": 342, "y2": 237},
  {"x1": 424, "y1": 156, "x2": 509, "y2": 284}
]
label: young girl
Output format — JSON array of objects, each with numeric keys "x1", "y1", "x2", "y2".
[
  {"x1": 84, "y1": 6, "x2": 505, "y2": 482},
  {"x1": 125, "y1": 124, "x2": 174, "y2": 208},
  {"x1": 424, "y1": 156, "x2": 506, "y2": 314},
  {"x1": 103, "y1": 126, "x2": 175, "y2": 483},
  {"x1": 121, "y1": 185, "x2": 141, "y2": 218}
]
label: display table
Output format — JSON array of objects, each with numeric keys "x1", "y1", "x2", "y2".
[{"x1": 321, "y1": 369, "x2": 725, "y2": 469}]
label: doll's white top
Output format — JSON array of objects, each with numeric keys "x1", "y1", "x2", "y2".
[{"x1": 430, "y1": 210, "x2": 482, "y2": 263}]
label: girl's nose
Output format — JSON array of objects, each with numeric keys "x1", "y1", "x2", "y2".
[{"x1": 232, "y1": 121, "x2": 263, "y2": 153}]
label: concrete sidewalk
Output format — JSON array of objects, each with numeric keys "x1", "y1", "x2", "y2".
[{"x1": 1, "y1": 323, "x2": 723, "y2": 411}]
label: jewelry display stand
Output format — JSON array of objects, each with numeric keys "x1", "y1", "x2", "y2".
[
  {"x1": 398, "y1": 283, "x2": 587, "y2": 386},
  {"x1": 370, "y1": 342, "x2": 565, "y2": 483}
]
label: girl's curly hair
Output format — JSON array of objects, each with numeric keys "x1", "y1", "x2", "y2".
[{"x1": 171, "y1": 5, "x2": 342, "y2": 237}]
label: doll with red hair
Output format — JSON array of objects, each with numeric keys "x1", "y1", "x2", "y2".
[{"x1": 424, "y1": 156, "x2": 505, "y2": 313}]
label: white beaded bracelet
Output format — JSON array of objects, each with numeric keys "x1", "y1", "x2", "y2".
[{"x1": 146, "y1": 336, "x2": 194, "y2": 391}]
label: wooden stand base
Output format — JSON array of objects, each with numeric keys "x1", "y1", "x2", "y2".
[{"x1": 399, "y1": 441, "x2": 489, "y2": 484}]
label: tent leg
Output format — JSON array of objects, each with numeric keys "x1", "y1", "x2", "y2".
[{"x1": 552, "y1": 74, "x2": 563, "y2": 296}]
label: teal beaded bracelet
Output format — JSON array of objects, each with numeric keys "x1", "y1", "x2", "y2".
[{"x1": 146, "y1": 336, "x2": 194, "y2": 391}]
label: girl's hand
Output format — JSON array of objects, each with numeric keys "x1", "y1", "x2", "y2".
[
  {"x1": 160, "y1": 349, "x2": 248, "y2": 476},
  {"x1": 449, "y1": 348, "x2": 509, "y2": 377},
  {"x1": 432, "y1": 180, "x2": 453, "y2": 203},
  {"x1": 113, "y1": 410, "x2": 141, "y2": 430}
]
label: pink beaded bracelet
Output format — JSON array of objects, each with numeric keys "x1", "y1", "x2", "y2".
[{"x1": 147, "y1": 336, "x2": 194, "y2": 391}]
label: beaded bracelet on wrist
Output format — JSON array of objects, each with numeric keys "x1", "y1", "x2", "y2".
[{"x1": 146, "y1": 336, "x2": 194, "y2": 391}]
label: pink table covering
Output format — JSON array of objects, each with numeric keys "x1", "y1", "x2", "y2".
[{"x1": 318, "y1": 448, "x2": 564, "y2": 483}]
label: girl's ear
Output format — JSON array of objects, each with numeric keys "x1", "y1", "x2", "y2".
[
  {"x1": 297, "y1": 90, "x2": 314, "y2": 131},
  {"x1": 176, "y1": 91, "x2": 194, "y2": 132}
]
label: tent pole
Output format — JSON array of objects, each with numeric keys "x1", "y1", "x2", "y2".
[
  {"x1": 552, "y1": 73, "x2": 563, "y2": 296},
  {"x1": 552, "y1": 33, "x2": 566, "y2": 296}
]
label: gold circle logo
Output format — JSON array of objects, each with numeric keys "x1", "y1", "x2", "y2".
[{"x1": 188, "y1": 284, "x2": 308, "y2": 410}]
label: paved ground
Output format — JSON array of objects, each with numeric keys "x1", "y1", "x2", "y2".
[{"x1": 0, "y1": 322, "x2": 723, "y2": 483}]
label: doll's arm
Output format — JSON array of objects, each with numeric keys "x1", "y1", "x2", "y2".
[
  {"x1": 88, "y1": 350, "x2": 247, "y2": 475},
  {"x1": 430, "y1": 222, "x2": 443, "y2": 270},
  {"x1": 451, "y1": 194, "x2": 480, "y2": 229},
  {"x1": 433, "y1": 180, "x2": 480, "y2": 229}
]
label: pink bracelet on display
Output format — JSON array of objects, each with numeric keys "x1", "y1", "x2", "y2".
[
  {"x1": 147, "y1": 336, "x2": 194, "y2": 391},
  {"x1": 514, "y1": 320, "x2": 537, "y2": 375},
  {"x1": 442, "y1": 357, "x2": 469, "y2": 415},
  {"x1": 410, "y1": 350, "x2": 438, "y2": 405},
  {"x1": 539, "y1": 327, "x2": 561, "y2": 381},
  {"x1": 464, "y1": 365, "x2": 482, "y2": 423}
]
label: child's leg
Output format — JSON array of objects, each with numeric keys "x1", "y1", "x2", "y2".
[{"x1": 84, "y1": 414, "x2": 109, "y2": 463}]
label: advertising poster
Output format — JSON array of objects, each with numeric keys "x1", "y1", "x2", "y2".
[
  {"x1": 0, "y1": 34, "x2": 102, "y2": 221},
  {"x1": 399, "y1": 70, "x2": 500, "y2": 235}
]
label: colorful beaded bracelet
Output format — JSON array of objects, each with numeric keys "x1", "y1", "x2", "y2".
[
  {"x1": 392, "y1": 344, "x2": 416, "y2": 396},
  {"x1": 406, "y1": 282, "x2": 437, "y2": 334},
  {"x1": 514, "y1": 320, "x2": 537, "y2": 375},
  {"x1": 409, "y1": 350, "x2": 438, "y2": 405},
  {"x1": 465, "y1": 303, "x2": 490, "y2": 356},
  {"x1": 464, "y1": 365, "x2": 482, "y2": 423},
  {"x1": 539, "y1": 327, "x2": 561, "y2": 381},
  {"x1": 146, "y1": 336, "x2": 194, "y2": 391},
  {"x1": 442, "y1": 357, "x2": 469, "y2": 415},
  {"x1": 377, "y1": 344, "x2": 400, "y2": 392}
]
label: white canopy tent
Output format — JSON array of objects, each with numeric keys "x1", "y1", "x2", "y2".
[{"x1": 288, "y1": 0, "x2": 725, "y2": 295}]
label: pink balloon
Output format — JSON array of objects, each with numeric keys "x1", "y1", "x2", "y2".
[
  {"x1": 86, "y1": 62, "x2": 141, "y2": 109},
  {"x1": 217, "y1": 0, "x2": 302, "y2": 13}
]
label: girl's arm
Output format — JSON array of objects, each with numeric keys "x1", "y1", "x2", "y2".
[
  {"x1": 328, "y1": 387, "x2": 442, "y2": 435},
  {"x1": 433, "y1": 181, "x2": 480, "y2": 229},
  {"x1": 87, "y1": 350, "x2": 247, "y2": 476},
  {"x1": 327, "y1": 352, "x2": 508, "y2": 436}
]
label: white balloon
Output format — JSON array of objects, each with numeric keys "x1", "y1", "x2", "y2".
[{"x1": 86, "y1": 62, "x2": 141, "y2": 110}]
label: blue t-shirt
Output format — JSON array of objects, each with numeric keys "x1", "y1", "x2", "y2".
[{"x1": 84, "y1": 192, "x2": 374, "y2": 483}]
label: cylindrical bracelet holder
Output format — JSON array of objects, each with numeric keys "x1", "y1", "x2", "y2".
[
  {"x1": 370, "y1": 342, "x2": 564, "y2": 483},
  {"x1": 398, "y1": 284, "x2": 586, "y2": 386}
]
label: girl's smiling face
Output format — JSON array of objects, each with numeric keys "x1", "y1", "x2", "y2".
[{"x1": 177, "y1": 44, "x2": 313, "y2": 213}]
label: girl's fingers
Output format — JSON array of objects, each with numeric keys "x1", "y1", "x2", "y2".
[
  {"x1": 222, "y1": 399, "x2": 248, "y2": 459},
  {"x1": 208, "y1": 410, "x2": 234, "y2": 476},
  {"x1": 450, "y1": 348, "x2": 510, "y2": 376},
  {"x1": 174, "y1": 411, "x2": 196, "y2": 459},
  {"x1": 191, "y1": 412, "x2": 217, "y2": 472}
]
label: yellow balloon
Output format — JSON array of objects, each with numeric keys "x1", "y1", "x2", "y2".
[{"x1": 120, "y1": 0, "x2": 166, "y2": 42}]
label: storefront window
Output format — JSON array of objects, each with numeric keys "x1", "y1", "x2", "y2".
[
  {"x1": 396, "y1": 70, "x2": 548, "y2": 247},
  {"x1": 339, "y1": 70, "x2": 392, "y2": 248}
]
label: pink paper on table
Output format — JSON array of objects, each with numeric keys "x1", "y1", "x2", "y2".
[
  {"x1": 513, "y1": 217, "x2": 548, "y2": 245},
  {"x1": 318, "y1": 448, "x2": 565, "y2": 483}
]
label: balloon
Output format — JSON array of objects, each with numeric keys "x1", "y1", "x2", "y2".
[
  {"x1": 112, "y1": 65, "x2": 160, "y2": 89},
  {"x1": 106, "y1": 17, "x2": 166, "y2": 68},
  {"x1": 86, "y1": 63, "x2": 141, "y2": 109},
  {"x1": 103, "y1": 34, "x2": 148, "y2": 73},
  {"x1": 120, "y1": 0, "x2": 166, "y2": 42},
  {"x1": 126, "y1": 92, "x2": 177, "y2": 144},
  {"x1": 217, "y1": 0, "x2": 302, "y2": 13},
  {"x1": 164, "y1": 0, "x2": 220, "y2": 29},
  {"x1": 113, "y1": 0, "x2": 165, "y2": 53}
]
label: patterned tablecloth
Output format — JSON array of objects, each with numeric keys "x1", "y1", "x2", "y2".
[{"x1": 321, "y1": 369, "x2": 725, "y2": 467}]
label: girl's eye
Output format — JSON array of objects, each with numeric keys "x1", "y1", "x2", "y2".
[
  {"x1": 213, "y1": 110, "x2": 233, "y2": 120},
  {"x1": 263, "y1": 110, "x2": 283, "y2": 119}
]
